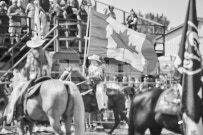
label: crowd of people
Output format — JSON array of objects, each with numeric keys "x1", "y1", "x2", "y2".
[
  {"x1": 0, "y1": 0, "x2": 139, "y2": 46},
  {"x1": 0, "y1": 0, "x2": 90, "y2": 45},
  {"x1": 105, "y1": 73, "x2": 172, "y2": 93}
]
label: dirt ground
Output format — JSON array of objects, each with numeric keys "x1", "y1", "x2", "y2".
[{"x1": 0, "y1": 125, "x2": 181, "y2": 135}]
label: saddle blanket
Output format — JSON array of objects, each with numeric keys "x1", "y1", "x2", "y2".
[{"x1": 155, "y1": 88, "x2": 181, "y2": 115}]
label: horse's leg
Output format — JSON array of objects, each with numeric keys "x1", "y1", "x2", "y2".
[
  {"x1": 63, "y1": 94, "x2": 74, "y2": 135},
  {"x1": 130, "y1": 130, "x2": 145, "y2": 135},
  {"x1": 17, "y1": 119, "x2": 25, "y2": 135},
  {"x1": 108, "y1": 110, "x2": 120, "y2": 134},
  {"x1": 149, "y1": 127, "x2": 162, "y2": 135},
  {"x1": 120, "y1": 110, "x2": 128, "y2": 124},
  {"x1": 27, "y1": 122, "x2": 34, "y2": 135},
  {"x1": 48, "y1": 115, "x2": 63, "y2": 135},
  {"x1": 63, "y1": 112, "x2": 73, "y2": 135}
]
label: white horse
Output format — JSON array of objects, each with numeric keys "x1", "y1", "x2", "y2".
[{"x1": 4, "y1": 69, "x2": 85, "y2": 135}]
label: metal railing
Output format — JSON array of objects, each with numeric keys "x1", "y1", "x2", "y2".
[
  {"x1": 93, "y1": 0, "x2": 166, "y2": 55},
  {"x1": 54, "y1": 18, "x2": 86, "y2": 53}
]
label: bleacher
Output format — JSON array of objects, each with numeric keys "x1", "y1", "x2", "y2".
[{"x1": 0, "y1": 0, "x2": 166, "y2": 79}]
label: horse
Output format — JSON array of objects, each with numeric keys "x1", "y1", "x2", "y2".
[
  {"x1": 2, "y1": 69, "x2": 85, "y2": 135},
  {"x1": 0, "y1": 84, "x2": 8, "y2": 125},
  {"x1": 59, "y1": 68, "x2": 99, "y2": 113},
  {"x1": 62, "y1": 69, "x2": 129, "y2": 134},
  {"x1": 128, "y1": 87, "x2": 184, "y2": 135}
]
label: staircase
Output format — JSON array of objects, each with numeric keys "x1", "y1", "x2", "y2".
[{"x1": 0, "y1": 1, "x2": 166, "y2": 78}]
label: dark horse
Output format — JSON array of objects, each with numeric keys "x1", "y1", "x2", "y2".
[
  {"x1": 128, "y1": 88, "x2": 183, "y2": 135},
  {"x1": 0, "y1": 84, "x2": 8, "y2": 125},
  {"x1": 61, "y1": 69, "x2": 129, "y2": 134}
]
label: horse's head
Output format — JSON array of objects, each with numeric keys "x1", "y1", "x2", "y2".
[
  {"x1": 60, "y1": 68, "x2": 86, "y2": 83},
  {"x1": 11, "y1": 69, "x2": 27, "y2": 89}
]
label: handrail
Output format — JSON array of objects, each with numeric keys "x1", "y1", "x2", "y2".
[
  {"x1": 0, "y1": 44, "x2": 27, "y2": 70},
  {"x1": 43, "y1": 25, "x2": 58, "y2": 40},
  {"x1": 93, "y1": 0, "x2": 164, "y2": 27},
  {"x1": 2, "y1": 25, "x2": 58, "y2": 77},
  {"x1": 0, "y1": 33, "x2": 29, "y2": 61},
  {"x1": 3, "y1": 35, "x2": 58, "y2": 77},
  {"x1": 43, "y1": 35, "x2": 58, "y2": 49}
]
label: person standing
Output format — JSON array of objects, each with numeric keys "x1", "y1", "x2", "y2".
[
  {"x1": 5, "y1": 36, "x2": 52, "y2": 124},
  {"x1": 25, "y1": 0, "x2": 35, "y2": 32},
  {"x1": 139, "y1": 74, "x2": 150, "y2": 91},
  {"x1": 7, "y1": 0, "x2": 22, "y2": 44},
  {"x1": 107, "y1": 5, "x2": 116, "y2": 19},
  {"x1": 126, "y1": 9, "x2": 138, "y2": 31}
]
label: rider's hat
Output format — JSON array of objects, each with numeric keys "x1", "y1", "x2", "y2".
[
  {"x1": 88, "y1": 54, "x2": 101, "y2": 62},
  {"x1": 26, "y1": 36, "x2": 46, "y2": 48}
]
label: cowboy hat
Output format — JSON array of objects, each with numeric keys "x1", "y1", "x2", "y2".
[
  {"x1": 26, "y1": 36, "x2": 46, "y2": 48},
  {"x1": 88, "y1": 54, "x2": 101, "y2": 62}
]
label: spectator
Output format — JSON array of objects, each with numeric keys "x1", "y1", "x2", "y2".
[
  {"x1": 134, "y1": 78, "x2": 140, "y2": 89},
  {"x1": 63, "y1": 5, "x2": 77, "y2": 36},
  {"x1": 0, "y1": 1, "x2": 8, "y2": 44},
  {"x1": 139, "y1": 75, "x2": 150, "y2": 91},
  {"x1": 7, "y1": 0, "x2": 22, "y2": 44},
  {"x1": 128, "y1": 77, "x2": 135, "y2": 88},
  {"x1": 81, "y1": 0, "x2": 92, "y2": 14},
  {"x1": 155, "y1": 77, "x2": 162, "y2": 88},
  {"x1": 25, "y1": 0, "x2": 35, "y2": 32},
  {"x1": 103, "y1": 8, "x2": 108, "y2": 15},
  {"x1": 112, "y1": 75, "x2": 118, "y2": 82},
  {"x1": 17, "y1": 0, "x2": 28, "y2": 29},
  {"x1": 107, "y1": 5, "x2": 116, "y2": 19},
  {"x1": 77, "y1": 4, "x2": 87, "y2": 23},
  {"x1": 50, "y1": 0, "x2": 64, "y2": 25},
  {"x1": 77, "y1": 4, "x2": 87, "y2": 37},
  {"x1": 67, "y1": 0, "x2": 79, "y2": 10},
  {"x1": 126, "y1": 9, "x2": 138, "y2": 31},
  {"x1": 17, "y1": 0, "x2": 28, "y2": 11},
  {"x1": 0, "y1": 1, "x2": 7, "y2": 11},
  {"x1": 49, "y1": 0, "x2": 54, "y2": 8},
  {"x1": 37, "y1": 0, "x2": 50, "y2": 37},
  {"x1": 122, "y1": 75, "x2": 128, "y2": 86}
]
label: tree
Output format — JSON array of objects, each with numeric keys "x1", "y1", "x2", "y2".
[{"x1": 137, "y1": 12, "x2": 170, "y2": 34}]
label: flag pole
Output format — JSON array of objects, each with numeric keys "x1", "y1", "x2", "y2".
[{"x1": 82, "y1": 7, "x2": 91, "y2": 76}]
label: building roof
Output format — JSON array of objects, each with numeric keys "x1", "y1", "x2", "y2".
[{"x1": 156, "y1": 17, "x2": 203, "y2": 40}]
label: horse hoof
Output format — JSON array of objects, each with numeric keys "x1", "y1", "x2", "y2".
[{"x1": 107, "y1": 131, "x2": 113, "y2": 135}]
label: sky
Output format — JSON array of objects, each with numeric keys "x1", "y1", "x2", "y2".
[{"x1": 80, "y1": 0, "x2": 203, "y2": 29}]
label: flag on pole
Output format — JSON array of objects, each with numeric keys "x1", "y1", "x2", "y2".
[
  {"x1": 174, "y1": 0, "x2": 203, "y2": 134},
  {"x1": 87, "y1": 9, "x2": 159, "y2": 75}
]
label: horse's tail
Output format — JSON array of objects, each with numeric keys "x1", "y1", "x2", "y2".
[
  {"x1": 64, "y1": 81, "x2": 85, "y2": 135},
  {"x1": 128, "y1": 101, "x2": 134, "y2": 135}
]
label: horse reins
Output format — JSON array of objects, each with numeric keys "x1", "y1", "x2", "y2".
[{"x1": 64, "y1": 72, "x2": 93, "y2": 96}]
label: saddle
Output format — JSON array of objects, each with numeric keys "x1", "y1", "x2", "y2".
[
  {"x1": 155, "y1": 88, "x2": 181, "y2": 115},
  {"x1": 22, "y1": 76, "x2": 51, "y2": 120},
  {"x1": 26, "y1": 76, "x2": 52, "y2": 98}
]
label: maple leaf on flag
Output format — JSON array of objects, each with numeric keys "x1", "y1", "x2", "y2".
[{"x1": 111, "y1": 29, "x2": 139, "y2": 54}]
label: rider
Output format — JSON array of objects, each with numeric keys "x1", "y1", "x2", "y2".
[
  {"x1": 87, "y1": 54, "x2": 107, "y2": 110},
  {"x1": 5, "y1": 36, "x2": 52, "y2": 124}
]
